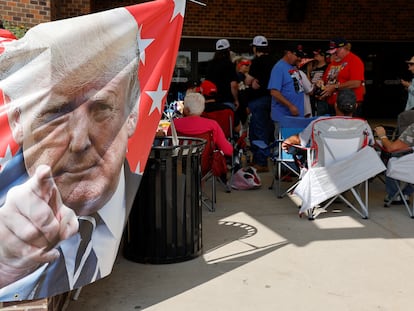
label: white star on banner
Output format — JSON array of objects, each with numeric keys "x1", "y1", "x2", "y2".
[
  {"x1": 0, "y1": 144, "x2": 13, "y2": 173},
  {"x1": 147, "y1": 77, "x2": 167, "y2": 115},
  {"x1": 137, "y1": 25, "x2": 154, "y2": 65},
  {"x1": 172, "y1": 0, "x2": 186, "y2": 21}
]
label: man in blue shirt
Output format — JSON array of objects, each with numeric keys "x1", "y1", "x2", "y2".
[{"x1": 268, "y1": 44, "x2": 306, "y2": 137}]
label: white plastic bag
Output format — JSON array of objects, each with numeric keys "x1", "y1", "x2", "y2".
[{"x1": 231, "y1": 166, "x2": 262, "y2": 190}]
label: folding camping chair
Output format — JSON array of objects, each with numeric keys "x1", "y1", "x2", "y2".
[
  {"x1": 382, "y1": 110, "x2": 414, "y2": 217},
  {"x1": 202, "y1": 109, "x2": 238, "y2": 189},
  {"x1": 202, "y1": 109, "x2": 234, "y2": 141},
  {"x1": 385, "y1": 152, "x2": 414, "y2": 217},
  {"x1": 397, "y1": 109, "x2": 414, "y2": 135},
  {"x1": 266, "y1": 115, "x2": 317, "y2": 198},
  {"x1": 177, "y1": 130, "x2": 218, "y2": 212},
  {"x1": 293, "y1": 117, "x2": 386, "y2": 220}
]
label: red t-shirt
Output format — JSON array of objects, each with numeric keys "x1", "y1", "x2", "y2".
[
  {"x1": 168, "y1": 115, "x2": 233, "y2": 156},
  {"x1": 323, "y1": 51, "x2": 365, "y2": 105}
]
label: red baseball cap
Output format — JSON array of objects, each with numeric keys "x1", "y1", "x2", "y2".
[{"x1": 197, "y1": 80, "x2": 217, "y2": 97}]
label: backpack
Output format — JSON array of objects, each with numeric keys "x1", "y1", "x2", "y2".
[{"x1": 231, "y1": 166, "x2": 262, "y2": 190}]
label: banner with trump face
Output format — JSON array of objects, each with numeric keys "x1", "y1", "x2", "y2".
[{"x1": 0, "y1": 0, "x2": 185, "y2": 301}]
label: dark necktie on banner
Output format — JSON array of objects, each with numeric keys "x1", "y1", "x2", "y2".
[
  {"x1": 34, "y1": 214, "x2": 101, "y2": 298},
  {"x1": 73, "y1": 215, "x2": 101, "y2": 288}
]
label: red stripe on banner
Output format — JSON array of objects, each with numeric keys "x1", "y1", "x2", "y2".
[{"x1": 0, "y1": 89, "x2": 19, "y2": 161}]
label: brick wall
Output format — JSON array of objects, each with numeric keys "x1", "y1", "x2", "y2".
[
  {"x1": 0, "y1": 0, "x2": 51, "y2": 27},
  {"x1": 182, "y1": 0, "x2": 414, "y2": 41},
  {"x1": 1, "y1": 0, "x2": 414, "y2": 41},
  {"x1": 52, "y1": 0, "x2": 91, "y2": 20},
  {"x1": 91, "y1": 0, "x2": 146, "y2": 13}
]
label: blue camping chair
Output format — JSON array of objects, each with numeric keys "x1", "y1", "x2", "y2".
[{"x1": 258, "y1": 115, "x2": 317, "y2": 198}]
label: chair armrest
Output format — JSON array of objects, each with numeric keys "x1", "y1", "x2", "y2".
[
  {"x1": 251, "y1": 140, "x2": 269, "y2": 149},
  {"x1": 282, "y1": 142, "x2": 309, "y2": 154},
  {"x1": 378, "y1": 146, "x2": 414, "y2": 165},
  {"x1": 385, "y1": 148, "x2": 414, "y2": 158}
]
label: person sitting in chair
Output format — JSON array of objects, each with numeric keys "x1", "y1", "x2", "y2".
[
  {"x1": 282, "y1": 89, "x2": 380, "y2": 219},
  {"x1": 168, "y1": 92, "x2": 233, "y2": 157},
  {"x1": 374, "y1": 122, "x2": 414, "y2": 204},
  {"x1": 282, "y1": 89, "x2": 374, "y2": 150}
]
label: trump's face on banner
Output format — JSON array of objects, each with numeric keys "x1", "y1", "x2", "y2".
[{"x1": 10, "y1": 65, "x2": 139, "y2": 216}]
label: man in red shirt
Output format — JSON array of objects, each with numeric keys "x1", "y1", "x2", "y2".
[{"x1": 320, "y1": 38, "x2": 365, "y2": 115}]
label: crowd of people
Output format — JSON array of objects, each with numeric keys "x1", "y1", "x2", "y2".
[
  {"x1": 174, "y1": 36, "x2": 367, "y2": 172},
  {"x1": 166, "y1": 35, "x2": 414, "y2": 206}
]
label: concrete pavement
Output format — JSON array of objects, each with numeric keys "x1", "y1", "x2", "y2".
[{"x1": 66, "y1": 169, "x2": 414, "y2": 311}]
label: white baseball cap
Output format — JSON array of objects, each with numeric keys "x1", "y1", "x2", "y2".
[
  {"x1": 252, "y1": 35, "x2": 268, "y2": 47},
  {"x1": 216, "y1": 38, "x2": 230, "y2": 51}
]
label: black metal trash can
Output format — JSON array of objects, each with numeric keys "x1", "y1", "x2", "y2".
[{"x1": 123, "y1": 136, "x2": 206, "y2": 264}]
